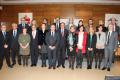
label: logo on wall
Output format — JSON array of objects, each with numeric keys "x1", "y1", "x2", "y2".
[{"x1": 18, "y1": 13, "x2": 33, "y2": 25}]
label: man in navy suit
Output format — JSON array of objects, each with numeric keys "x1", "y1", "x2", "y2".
[
  {"x1": 57, "y1": 22, "x2": 68, "y2": 68},
  {"x1": 9, "y1": 23, "x2": 21, "y2": 66},
  {"x1": 0, "y1": 24, "x2": 13, "y2": 70},
  {"x1": 18, "y1": 18, "x2": 30, "y2": 33}
]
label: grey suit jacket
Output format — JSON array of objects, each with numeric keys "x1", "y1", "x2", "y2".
[
  {"x1": 105, "y1": 31, "x2": 118, "y2": 50},
  {"x1": 45, "y1": 31, "x2": 60, "y2": 48}
]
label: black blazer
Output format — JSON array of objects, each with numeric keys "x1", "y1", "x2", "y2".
[
  {"x1": 38, "y1": 29, "x2": 48, "y2": 46},
  {"x1": 57, "y1": 29, "x2": 68, "y2": 47},
  {"x1": 86, "y1": 33, "x2": 97, "y2": 50},
  {"x1": 9, "y1": 29, "x2": 20, "y2": 50},
  {"x1": 29, "y1": 29, "x2": 39, "y2": 49},
  {"x1": 18, "y1": 23, "x2": 30, "y2": 33},
  {"x1": 0, "y1": 31, "x2": 10, "y2": 50}
]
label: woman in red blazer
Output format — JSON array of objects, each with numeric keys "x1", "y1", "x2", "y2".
[{"x1": 76, "y1": 25, "x2": 87, "y2": 68}]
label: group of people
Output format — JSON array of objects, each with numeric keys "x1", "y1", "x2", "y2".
[{"x1": 0, "y1": 17, "x2": 119, "y2": 72}]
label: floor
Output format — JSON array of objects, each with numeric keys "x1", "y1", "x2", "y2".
[{"x1": 0, "y1": 59, "x2": 120, "y2": 80}]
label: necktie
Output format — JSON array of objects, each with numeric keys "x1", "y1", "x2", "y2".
[
  {"x1": 99, "y1": 33, "x2": 101, "y2": 39},
  {"x1": 61, "y1": 30, "x2": 64, "y2": 37},
  {"x1": 3, "y1": 32, "x2": 6, "y2": 39},
  {"x1": 51, "y1": 32, "x2": 54, "y2": 37},
  {"x1": 107, "y1": 32, "x2": 110, "y2": 45},
  {"x1": 13, "y1": 30, "x2": 16, "y2": 38}
]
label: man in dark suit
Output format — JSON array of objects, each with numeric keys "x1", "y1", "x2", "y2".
[
  {"x1": 30, "y1": 25, "x2": 39, "y2": 67},
  {"x1": 18, "y1": 18, "x2": 30, "y2": 33},
  {"x1": 55, "y1": 18, "x2": 60, "y2": 30},
  {"x1": 9, "y1": 23, "x2": 21, "y2": 66},
  {"x1": 0, "y1": 24, "x2": 13, "y2": 70},
  {"x1": 45, "y1": 24, "x2": 59, "y2": 69},
  {"x1": 57, "y1": 22, "x2": 68, "y2": 68},
  {"x1": 102, "y1": 24, "x2": 118, "y2": 71},
  {"x1": 111, "y1": 17, "x2": 120, "y2": 35}
]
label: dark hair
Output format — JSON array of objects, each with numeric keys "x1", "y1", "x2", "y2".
[
  {"x1": 60, "y1": 22, "x2": 65, "y2": 26},
  {"x1": 51, "y1": 23, "x2": 56, "y2": 27},
  {"x1": 96, "y1": 25, "x2": 103, "y2": 32},
  {"x1": 78, "y1": 25, "x2": 85, "y2": 32},
  {"x1": 78, "y1": 20, "x2": 83, "y2": 27}
]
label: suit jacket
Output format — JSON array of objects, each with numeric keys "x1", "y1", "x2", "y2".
[
  {"x1": 0, "y1": 31, "x2": 10, "y2": 50},
  {"x1": 18, "y1": 23, "x2": 29, "y2": 33},
  {"x1": 9, "y1": 29, "x2": 20, "y2": 50},
  {"x1": 54, "y1": 23, "x2": 60, "y2": 30},
  {"x1": 29, "y1": 29, "x2": 39, "y2": 49},
  {"x1": 105, "y1": 31, "x2": 118, "y2": 50},
  {"x1": 96, "y1": 32, "x2": 106, "y2": 49},
  {"x1": 45, "y1": 31, "x2": 60, "y2": 48},
  {"x1": 38, "y1": 29, "x2": 48, "y2": 45},
  {"x1": 87, "y1": 33, "x2": 97, "y2": 51},
  {"x1": 57, "y1": 29, "x2": 68, "y2": 48}
]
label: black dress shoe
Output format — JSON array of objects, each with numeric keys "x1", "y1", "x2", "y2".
[
  {"x1": 53, "y1": 67, "x2": 56, "y2": 69},
  {"x1": 89, "y1": 66, "x2": 92, "y2": 69},
  {"x1": 107, "y1": 68, "x2": 110, "y2": 71},
  {"x1": 95, "y1": 65, "x2": 97, "y2": 69},
  {"x1": 34, "y1": 64, "x2": 37, "y2": 66},
  {"x1": 102, "y1": 67, "x2": 106, "y2": 70},
  {"x1": 72, "y1": 67, "x2": 74, "y2": 70},
  {"x1": 76, "y1": 65, "x2": 78, "y2": 69},
  {"x1": 41, "y1": 65, "x2": 44, "y2": 67},
  {"x1": 57, "y1": 65, "x2": 60, "y2": 68},
  {"x1": 62, "y1": 65, "x2": 65, "y2": 68},
  {"x1": 18, "y1": 63, "x2": 21, "y2": 65},
  {"x1": 31, "y1": 64, "x2": 34, "y2": 67},
  {"x1": 0, "y1": 67, "x2": 2, "y2": 70},
  {"x1": 48, "y1": 66, "x2": 52, "y2": 69},
  {"x1": 87, "y1": 66, "x2": 89, "y2": 69},
  {"x1": 12, "y1": 63, "x2": 16, "y2": 66},
  {"x1": 8, "y1": 65, "x2": 13, "y2": 68}
]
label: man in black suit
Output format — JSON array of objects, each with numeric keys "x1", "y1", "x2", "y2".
[
  {"x1": 9, "y1": 23, "x2": 21, "y2": 66},
  {"x1": 57, "y1": 22, "x2": 68, "y2": 68},
  {"x1": 55, "y1": 18, "x2": 60, "y2": 30},
  {"x1": 46, "y1": 24, "x2": 59, "y2": 69},
  {"x1": 111, "y1": 17, "x2": 120, "y2": 35},
  {"x1": 18, "y1": 18, "x2": 30, "y2": 33},
  {"x1": 0, "y1": 24, "x2": 13, "y2": 70},
  {"x1": 30, "y1": 25, "x2": 39, "y2": 67}
]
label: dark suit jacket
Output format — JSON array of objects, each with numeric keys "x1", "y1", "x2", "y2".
[
  {"x1": 38, "y1": 29, "x2": 48, "y2": 45},
  {"x1": 0, "y1": 31, "x2": 10, "y2": 51},
  {"x1": 18, "y1": 23, "x2": 30, "y2": 33},
  {"x1": 57, "y1": 29, "x2": 68, "y2": 48},
  {"x1": 29, "y1": 29, "x2": 39, "y2": 49},
  {"x1": 86, "y1": 33, "x2": 97, "y2": 51},
  {"x1": 9, "y1": 29, "x2": 20, "y2": 50},
  {"x1": 45, "y1": 31, "x2": 60, "y2": 48}
]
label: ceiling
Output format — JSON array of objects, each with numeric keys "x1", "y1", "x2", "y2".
[{"x1": 1, "y1": 0, "x2": 120, "y2": 5}]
